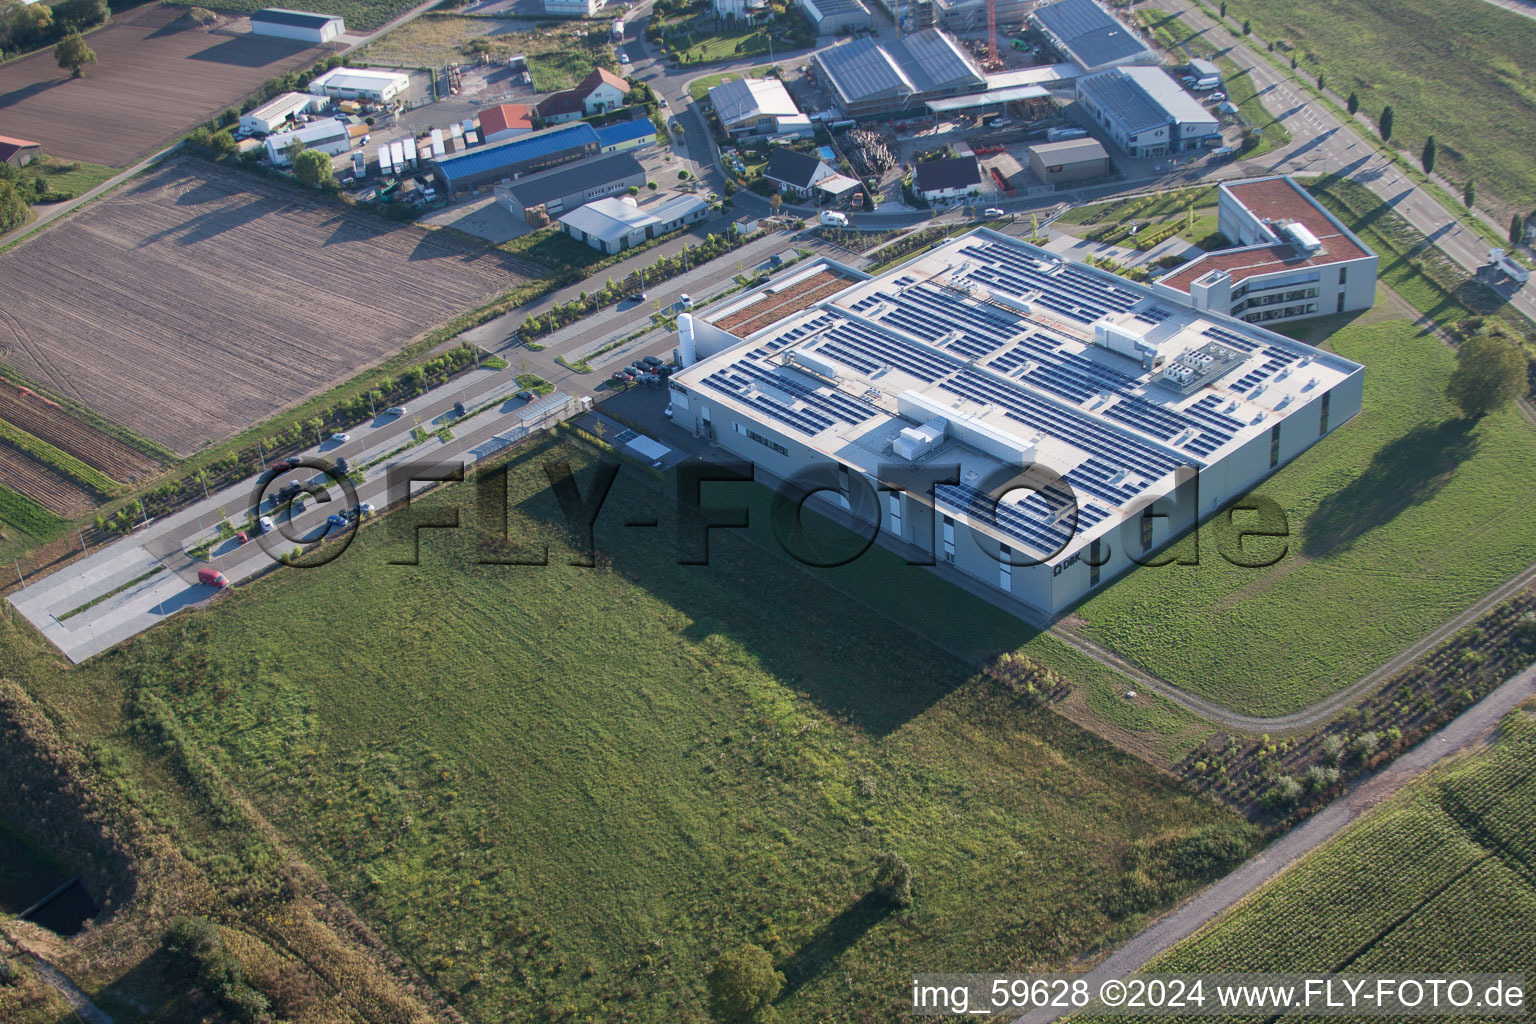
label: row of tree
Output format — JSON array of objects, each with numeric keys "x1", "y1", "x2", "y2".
[{"x1": 0, "y1": 0, "x2": 106, "y2": 61}]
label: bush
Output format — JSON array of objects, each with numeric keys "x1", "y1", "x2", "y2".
[
  {"x1": 163, "y1": 917, "x2": 270, "y2": 1022},
  {"x1": 872, "y1": 851, "x2": 913, "y2": 906},
  {"x1": 1350, "y1": 731, "x2": 1380, "y2": 760},
  {"x1": 1267, "y1": 775, "x2": 1304, "y2": 806},
  {"x1": 1320, "y1": 733, "x2": 1344, "y2": 766},
  {"x1": 708, "y1": 945, "x2": 783, "y2": 1022}
]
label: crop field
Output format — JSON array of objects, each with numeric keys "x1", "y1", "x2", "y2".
[
  {"x1": 1217, "y1": 0, "x2": 1536, "y2": 214},
  {"x1": 0, "y1": 446, "x2": 94, "y2": 517},
  {"x1": 50, "y1": 438, "x2": 1248, "y2": 1023},
  {"x1": 0, "y1": 5, "x2": 331, "y2": 167},
  {"x1": 0, "y1": 382, "x2": 157, "y2": 484},
  {"x1": 1071, "y1": 316, "x2": 1536, "y2": 716},
  {"x1": 0, "y1": 158, "x2": 546, "y2": 455},
  {"x1": 1136, "y1": 709, "x2": 1536, "y2": 1013}
]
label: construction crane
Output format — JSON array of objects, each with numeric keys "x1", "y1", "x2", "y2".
[{"x1": 987, "y1": 0, "x2": 998, "y2": 65}]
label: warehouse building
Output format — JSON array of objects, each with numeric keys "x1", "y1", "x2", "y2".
[
  {"x1": 477, "y1": 103, "x2": 535, "y2": 144},
  {"x1": 239, "y1": 91, "x2": 319, "y2": 135},
  {"x1": 1027, "y1": 136, "x2": 1110, "y2": 186},
  {"x1": 810, "y1": 28, "x2": 986, "y2": 118},
  {"x1": 0, "y1": 134, "x2": 42, "y2": 167},
  {"x1": 914, "y1": 154, "x2": 981, "y2": 202},
  {"x1": 248, "y1": 8, "x2": 344, "y2": 43},
  {"x1": 932, "y1": 0, "x2": 1029, "y2": 32},
  {"x1": 666, "y1": 229, "x2": 1364, "y2": 617},
  {"x1": 708, "y1": 77, "x2": 807, "y2": 138},
  {"x1": 265, "y1": 119, "x2": 351, "y2": 165},
  {"x1": 800, "y1": 0, "x2": 872, "y2": 35},
  {"x1": 308, "y1": 67, "x2": 411, "y2": 103},
  {"x1": 1029, "y1": 0, "x2": 1156, "y2": 72},
  {"x1": 544, "y1": 0, "x2": 602, "y2": 15},
  {"x1": 427, "y1": 122, "x2": 600, "y2": 193},
  {"x1": 1075, "y1": 65, "x2": 1217, "y2": 157},
  {"x1": 493, "y1": 151, "x2": 645, "y2": 225},
  {"x1": 559, "y1": 194, "x2": 710, "y2": 253},
  {"x1": 594, "y1": 117, "x2": 657, "y2": 153},
  {"x1": 1156, "y1": 175, "x2": 1378, "y2": 324}
]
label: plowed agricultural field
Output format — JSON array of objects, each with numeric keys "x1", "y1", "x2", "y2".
[
  {"x1": 0, "y1": 5, "x2": 331, "y2": 166},
  {"x1": 0, "y1": 444, "x2": 94, "y2": 518},
  {"x1": 0, "y1": 159, "x2": 546, "y2": 455},
  {"x1": 0, "y1": 379, "x2": 158, "y2": 483}
]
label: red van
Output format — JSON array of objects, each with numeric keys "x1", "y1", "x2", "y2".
[{"x1": 197, "y1": 568, "x2": 230, "y2": 589}]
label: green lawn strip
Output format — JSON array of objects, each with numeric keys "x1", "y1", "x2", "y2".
[
  {"x1": 1305, "y1": 176, "x2": 1533, "y2": 335},
  {"x1": 1134, "y1": 712, "x2": 1536, "y2": 983},
  {"x1": 57, "y1": 566, "x2": 165, "y2": 622},
  {"x1": 514, "y1": 373, "x2": 554, "y2": 395},
  {"x1": 1072, "y1": 319, "x2": 1536, "y2": 716},
  {"x1": 51, "y1": 438, "x2": 1245, "y2": 1023},
  {"x1": 31, "y1": 157, "x2": 119, "y2": 201},
  {"x1": 1206, "y1": 0, "x2": 1536, "y2": 214},
  {"x1": 0, "y1": 419, "x2": 121, "y2": 495}
]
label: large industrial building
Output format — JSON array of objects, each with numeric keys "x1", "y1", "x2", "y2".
[
  {"x1": 810, "y1": 28, "x2": 986, "y2": 118},
  {"x1": 493, "y1": 151, "x2": 645, "y2": 225},
  {"x1": 543, "y1": 0, "x2": 602, "y2": 15},
  {"x1": 427, "y1": 122, "x2": 600, "y2": 193},
  {"x1": 800, "y1": 0, "x2": 872, "y2": 35},
  {"x1": 308, "y1": 67, "x2": 411, "y2": 103},
  {"x1": 1029, "y1": 0, "x2": 1156, "y2": 72},
  {"x1": 665, "y1": 229, "x2": 1364, "y2": 616},
  {"x1": 932, "y1": 0, "x2": 1030, "y2": 32},
  {"x1": 1157, "y1": 176, "x2": 1379, "y2": 324},
  {"x1": 708, "y1": 77, "x2": 810, "y2": 138},
  {"x1": 1075, "y1": 65, "x2": 1218, "y2": 157},
  {"x1": 248, "y1": 8, "x2": 344, "y2": 43},
  {"x1": 239, "y1": 91, "x2": 319, "y2": 135},
  {"x1": 559, "y1": 194, "x2": 710, "y2": 253}
]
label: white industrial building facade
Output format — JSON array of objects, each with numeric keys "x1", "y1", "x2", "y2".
[
  {"x1": 308, "y1": 67, "x2": 411, "y2": 103},
  {"x1": 239, "y1": 91, "x2": 319, "y2": 135},
  {"x1": 249, "y1": 7, "x2": 344, "y2": 42},
  {"x1": 1158, "y1": 176, "x2": 1379, "y2": 324},
  {"x1": 1075, "y1": 65, "x2": 1218, "y2": 157},
  {"x1": 666, "y1": 230, "x2": 1365, "y2": 617}
]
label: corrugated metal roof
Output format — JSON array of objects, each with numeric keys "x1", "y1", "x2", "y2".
[
  {"x1": 816, "y1": 37, "x2": 914, "y2": 103},
  {"x1": 886, "y1": 29, "x2": 984, "y2": 94},
  {"x1": 1031, "y1": 0, "x2": 1153, "y2": 70},
  {"x1": 803, "y1": 0, "x2": 870, "y2": 20},
  {"x1": 595, "y1": 118, "x2": 657, "y2": 146},
  {"x1": 500, "y1": 152, "x2": 642, "y2": 206},
  {"x1": 814, "y1": 28, "x2": 983, "y2": 105},
  {"x1": 1029, "y1": 136, "x2": 1108, "y2": 162},
  {"x1": 251, "y1": 7, "x2": 339, "y2": 28},
  {"x1": 708, "y1": 77, "x2": 800, "y2": 124},
  {"x1": 432, "y1": 123, "x2": 598, "y2": 184},
  {"x1": 1078, "y1": 65, "x2": 1216, "y2": 135}
]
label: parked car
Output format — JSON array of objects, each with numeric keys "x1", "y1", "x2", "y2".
[
  {"x1": 1204, "y1": 91, "x2": 1227, "y2": 103},
  {"x1": 334, "y1": 456, "x2": 349, "y2": 473},
  {"x1": 327, "y1": 514, "x2": 349, "y2": 527},
  {"x1": 983, "y1": 207, "x2": 1005, "y2": 217},
  {"x1": 611, "y1": 371, "x2": 633, "y2": 384},
  {"x1": 515, "y1": 389, "x2": 535, "y2": 401},
  {"x1": 258, "y1": 516, "x2": 274, "y2": 534},
  {"x1": 283, "y1": 455, "x2": 302, "y2": 468},
  {"x1": 197, "y1": 568, "x2": 230, "y2": 589},
  {"x1": 768, "y1": 254, "x2": 783, "y2": 267},
  {"x1": 235, "y1": 530, "x2": 248, "y2": 545},
  {"x1": 357, "y1": 502, "x2": 374, "y2": 516},
  {"x1": 386, "y1": 405, "x2": 407, "y2": 416},
  {"x1": 453, "y1": 400, "x2": 466, "y2": 416},
  {"x1": 643, "y1": 355, "x2": 663, "y2": 367},
  {"x1": 293, "y1": 498, "x2": 307, "y2": 514},
  {"x1": 619, "y1": 52, "x2": 630, "y2": 64},
  {"x1": 679, "y1": 293, "x2": 693, "y2": 309}
]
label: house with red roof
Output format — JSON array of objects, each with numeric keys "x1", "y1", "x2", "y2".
[
  {"x1": 477, "y1": 103, "x2": 535, "y2": 144},
  {"x1": 535, "y1": 68, "x2": 632, "y2": 125},
  {"x1": 0, "y1": 135, "x2": 41, "y2": 168}
]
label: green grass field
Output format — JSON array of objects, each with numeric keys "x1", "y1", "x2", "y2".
[
  {"x1": 688, "y1": 67, "x2": 774, "y2": 103},
  {"x1": 356, "y1": 15, "x2": 617, "y2": 86},
  {"x1": 1219, "y1": 0, "x2": 1536, "y2": 213},
  {"x1": 1072, "y1": 316, "x2": 1536, "y2": 716},
  {"x1": 1138, "y1": 708, "x2": 1536, "y2": 1006},
  {"x1": 52, "y1": 438, "x2": 1246, "y2": 1023},
  {"x1": 31, "y1": 157, "x2": 117, "y2": 200},
  {"x1": 0, "y1": 486, "x2": 65, "y2": 561}
]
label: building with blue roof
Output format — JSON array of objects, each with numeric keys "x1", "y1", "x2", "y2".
[
  {"x1": 1029, "y1": 0, "x2": 1155, "y2": 72},
  {"x1": 427, "y1": 122, "x2": 600, "y2": 193},
  {"x1": 594, "y1": 118, "x2": 658, "y2": 154}
]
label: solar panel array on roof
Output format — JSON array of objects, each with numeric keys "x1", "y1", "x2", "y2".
[
  {"x1": 886, "y1": 29, "x2": 986, "y2": 93},
  {"x1": 1078, "y1": 65, "x2": 1216, "y2": 135},
  {"x1": 817, "y1": 37, "x2": 914, "y2": 103},
  {"x1": 1031, "y1": 0, "x2": 1152, "y2": 70}
]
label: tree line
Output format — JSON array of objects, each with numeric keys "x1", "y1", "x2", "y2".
[{"x1": 0, "y1": 0, "x2": 107, "y2": 60}]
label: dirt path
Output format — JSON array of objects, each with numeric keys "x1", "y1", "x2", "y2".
[{"x1": 1013, "y1": 660, "x2": 1536, "y2": 1024}]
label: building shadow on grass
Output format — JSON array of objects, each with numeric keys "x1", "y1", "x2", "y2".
[
  {"x1": 1301, "y1": 417, "x2": 1478, "y2": 559},
  {"x1": 776, "y1": 892, "x2": 894, "y2": 1000}
]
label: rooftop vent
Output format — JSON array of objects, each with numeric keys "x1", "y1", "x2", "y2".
[{"x1": 1278, "y1": 220, "x2": 1322, "y2": 254}]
